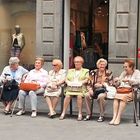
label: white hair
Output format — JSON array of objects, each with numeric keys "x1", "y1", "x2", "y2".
[
  {"x1": 9, "y1": 57, "x2": 20, "y2": 65},
  {"x1": 96, "y1": 58, "x2": 107, "y2": 68}
]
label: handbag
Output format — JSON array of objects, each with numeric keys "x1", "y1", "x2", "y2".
[
  {"x1": 106, "y1": 86, "x2": 116, "y2": 99},
  {"x1": 19, "y1": 82, "x2": 40, "y2": 91},
  {"x1": 4, "y1": 79, "x2": 19, "y2": 91},
  {"x1": 116, "y1": 87, "x2": 132, "y2": 94},
  {"x1": 67, "y1": 82, "x2": 82, "y2": 92},
  {"x1": 93, "y1": 87, "x2": 106, "y2": 99}
]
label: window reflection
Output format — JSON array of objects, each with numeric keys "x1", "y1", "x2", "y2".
[{"x1": 0, "y1": 0, "x2": 36, "y2": 71}]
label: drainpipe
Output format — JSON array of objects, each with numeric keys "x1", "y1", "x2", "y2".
[
  {"x1": 88, "y1": 0, "x2": 94, "y2": 46},
  {"x1": 62, "y1": 0, "x2": 65, "y2": 64},
  {"x1": 136, "y1": 0, "x2": 140, "y2": 69}
]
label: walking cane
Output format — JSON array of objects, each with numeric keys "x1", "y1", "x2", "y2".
[
  {"x1": 10, "y1": 98, "x2": 18, "y2": 117},
  {"x1": 132, "y1": 87, "x2": 138, "y2": 126}
]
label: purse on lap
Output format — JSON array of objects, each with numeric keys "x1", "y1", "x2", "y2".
[
  {"x1": 116, "y1": 87, "x2": 132, "y2": 94},
  {"x1": 19, "y1": 82, "x2": 40, "y2": 91},
  {"x1": 93, "y1": 87, "x2": 107, "y2": 99},
  {"x1": 67, "y1": 82, "x2": 82, "y2": 92}
]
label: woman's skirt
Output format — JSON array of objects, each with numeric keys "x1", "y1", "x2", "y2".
[
  {"x1": 44, "y1": 88, "x2": 61, "y2": 97},
  {"x1": 65, "y1": 91, "x2": 85, "y2": 97},
  {"x1": 114, "y1": 92, "x2": 133, "y2": 103}
]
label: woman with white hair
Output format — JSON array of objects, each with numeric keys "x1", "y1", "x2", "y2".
[
  {"x1": 59, "y1": 56, "x2": 89, "y2": 121},
  {"x1": 0, "y1": 57, "x2": 28, "y2": 114},
  {"x1": 84, "y1": 58, "x2": 113, "y2": 122},
  {"x1": 16, "y1": 57, "x2": 49, "y2": 118},
  {"x1": 44, "y1": 59, "x2": 66, "y2": 118}
]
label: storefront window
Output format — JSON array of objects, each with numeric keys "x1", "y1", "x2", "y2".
[
  {"x1": 0, "y1": 0, "x2": 36, "y2": 71},
  {"x1": 69, "y1": 0, "x2": 109, "y2": 69}
]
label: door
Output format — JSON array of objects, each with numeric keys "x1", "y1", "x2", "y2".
[{"x1": 108, "y1": 0, "x2": 139, "y2": 76}]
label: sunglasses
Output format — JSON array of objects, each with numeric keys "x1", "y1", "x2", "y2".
[{"x1": 52, "y1": 64, "x2": 58, "y2": 66}]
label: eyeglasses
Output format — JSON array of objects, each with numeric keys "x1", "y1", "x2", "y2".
[
  {"x1": 123, "y1": 65, "x2": 128, "y2": 68},
  {"x1": 74, "y1": 61, "x2": 82, "y2": 63},
  {"x1": 52, "y1": 64, "x2": 58, "y2": 66}
]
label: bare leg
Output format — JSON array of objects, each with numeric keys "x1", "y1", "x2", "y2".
[
  {"x1": 3, "y1": 101, "x2": 7, "y2": 108},
  {"x1": 77, "y1": 95, "x2": 83, "y2": 118},
  {"x1": 5, "y1": 101, "x2": 13, "y2": 111},
  {"x1": 45, "y1": 96, "x2": 54, "y2": 115},
  {"x1": 85, "y1": 94, "x2": 92, "y2": 115},
  {"x1": 60, "y1": 95, "x2": 72, "y2": 118},
  {"x1": 109, "y1": 99, "x2": 119, "y2": 124},
  {"x1": 97, "y1": 93, "x2": 107, "y2": 117},
  {"x1": 114, "y1": 100, "x2": 126, "y2": 125},
  {"x1": 52, "y1": 96, "x2": 59, "y2": 112},
  {"x1": 85, "y1": 89, "x2": 93, "y2": 116}
]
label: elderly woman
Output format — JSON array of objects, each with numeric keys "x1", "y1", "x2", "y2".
[
  {"x1": 84, "y1": 58, "x2": 113, "y2": 121},
  {"x1": 16, "y1": 57, "x2": 49, "y2": 117},
  {"x1": 59, "y1": 56, "x2": 89, "y2": 121},
  {"x1": 44, "y1": 59, "x2": 66, "y2": 118},
  {"x1": 109, "y1": 60, "x2": 140, "y2": 125},
  {"x1": 0, "y1": 57, "x2": 28, "y2": 114}
]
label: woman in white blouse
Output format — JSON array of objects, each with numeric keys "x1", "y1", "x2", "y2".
[
  {"x1": 16, "y1": 57, "x2": 49, "y2": 117},
  {"x1": 109, "y1": 59, "x2": 140, "y2": 125},
  {"x1": 44, "y1": 59, "x2": 66, "y2": 118}
]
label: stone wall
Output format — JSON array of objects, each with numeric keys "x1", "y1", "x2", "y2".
[
  {"x1": 36, "y1": 0, "x2": 63, "y2": 71},
  {"x1": 109, "y1": 0, "x2": 138, "y2": 76}
]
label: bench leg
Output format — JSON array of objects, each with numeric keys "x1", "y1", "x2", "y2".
[
  {"x1": 61, "y1": 94, "x2": 64, "y2": 113},
  {"x1": 90, "y1": 98, "x2": 94, "y2": 117},
  {"x1": 139, "y1": 102, "x2": 140, "y2": 120},
  {"x1": 70, "y1": 99, "x2": 72, "y2": 116}
]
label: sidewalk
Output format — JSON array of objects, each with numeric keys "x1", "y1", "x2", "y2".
[{"x1": 0, "y1": 97, "x2": 139, "y2": 140}]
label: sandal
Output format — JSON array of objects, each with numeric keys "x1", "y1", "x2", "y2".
[
  {"x1": 77, "y1": 114, "x2": 83, "y2": 121},
  {"x1": 83, "y1": 115, "x2": 91, "y2": 121},
  {"x1": 97, "y1": 116, "x2": 104, "y2": 122},
  {"x1": 59, "y1": 114, "x2": 65, "y2": 120},
  {"x1": 4, "y1": 110, "x2": 11, "y2": 115},
  {"x1": 48, "y1": 111, "x2": 57, "y2": 118}
]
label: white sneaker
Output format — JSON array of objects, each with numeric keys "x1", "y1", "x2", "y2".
[
  {"x1": 16, "y1": 110, "x2": 25, "y2": 116},
  {"x1": 31, "y1": 111, "x2": 37, "y2": 118}
]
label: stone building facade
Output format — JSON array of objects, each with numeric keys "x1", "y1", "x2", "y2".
[{"x1": 0, "y1": 0, "x2": 140, "y2": 76}]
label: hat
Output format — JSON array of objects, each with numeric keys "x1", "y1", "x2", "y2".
[{"x1": 9, "y1": 57, "x2": 20, "y2": 65}]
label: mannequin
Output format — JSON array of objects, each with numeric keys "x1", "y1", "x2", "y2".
[{"x1": 11, "y1": 25, "x2": 25, "y2": 58}]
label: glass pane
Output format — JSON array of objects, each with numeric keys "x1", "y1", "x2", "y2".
[
  {"x1": 70, "y1": 0, "x2": 109, "y2": 69},
  {"x1": 0, "y1": 0, "x2": 36, "y2": 71}
]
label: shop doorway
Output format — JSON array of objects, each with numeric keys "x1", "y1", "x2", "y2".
[{"x1": 69, "y1": 0, "x2": 109, "y2": 69}]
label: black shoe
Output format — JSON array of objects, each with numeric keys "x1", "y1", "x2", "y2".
[
  {"x1": 4, "y1": 110, "x2": 11, "y2": 115},
  {"x1": 49, "y1": 114, "x2": 56, "y2": 119},
  {"x1": 83, "y1": 115, "x2": 91, "y2": 121}
]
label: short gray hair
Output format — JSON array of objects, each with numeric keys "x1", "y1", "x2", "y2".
[
  {"x1": 9, "y1": 57, "x2": 20, "y2": 65},
  {"x1": 96, "y1": 58, "x2": 107, "y2": 68}
]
